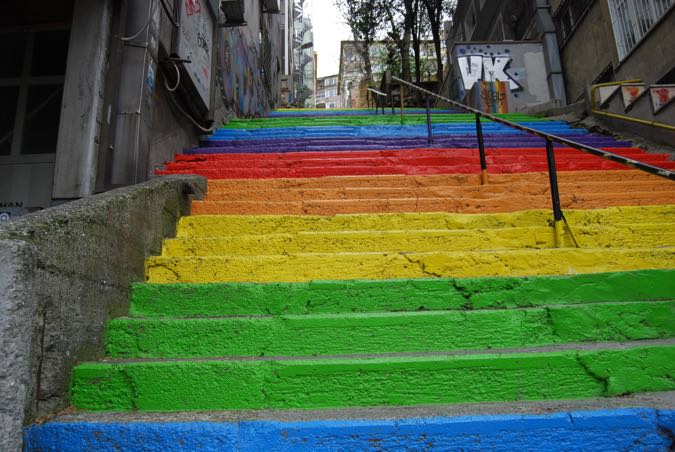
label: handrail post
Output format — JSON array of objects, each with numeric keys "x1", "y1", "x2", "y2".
[
  {"x1": 475, "y1": 114, "x2": 488, "y2": 185},
  {"x1": 426, "y1": 96, "x2": 433, "y2": 145},
  {"x1": 545, "y1": 138, "x2": 565, "y2": 247},
  {"x1": 399, "y1": 83, "x2": 405, "y2": 124}
]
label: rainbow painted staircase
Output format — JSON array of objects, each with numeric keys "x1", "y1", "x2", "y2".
[{"x1": 26, "y1": 109, "x2": 675, "y2": 450}]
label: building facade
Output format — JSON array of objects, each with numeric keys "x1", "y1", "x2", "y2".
[
  {"x1": 316, "y1": 74, "x2": 341, "y2": 108},
  {"x1": 0, "y1": 0, "x2": 288, "y2": 219},
  {"x1": 447, "y1": 0, "x2": 674, "y2": 106}
]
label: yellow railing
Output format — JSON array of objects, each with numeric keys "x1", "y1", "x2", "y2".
[{"x1": 590, "y1": 80, "x2": 675, "y2": 132}]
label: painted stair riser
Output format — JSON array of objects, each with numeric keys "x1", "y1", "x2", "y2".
[
  {"x1": 193, "y1": 138, "x2": 632, "y2": 153},
  {"x1": 106, "y1": 301, "x2": 675, "y2": 358},
  {"x1": 201, "y1": 170, "x2": 670, "y2": 190},
  {"x1": 167, "y1": 152, "x2": 670, "y2": 169},
  {"x1": 130, "y1": 270, "x2": 675, "y2": 317},
  {"x1": 22, "y1": 409, "x2": 675, "y2": 452},
  {"x1": 145, "y1": 248, "x2": 675, "y2": 283},
  {"x1": 70, "y1": 345, "x2": 675, "y2": 411},
  {"x1": 170, "y1": 147, "x2": 662, "y2": 165},
  {"x1": 202, "y1": 181, "x2": 674, "y2": 202},
  {"x1": 162, "y1": 225, "x2": 675, "y2": 256},
  {"x1": 160, "y1": 161, "x2": 675, "y2": 179},
  {"x1": 210, "y1": 124, "x2": 575, "y2": 136},
  {"x1": 191, "y1": 193, "x2": 675, "y2": 215},
  {"x1": 177, "y1": 206, "x2": 675, "y2": 237},
  {"x1": 217, "y1": 116, "x2": 554, "y2": 129}
]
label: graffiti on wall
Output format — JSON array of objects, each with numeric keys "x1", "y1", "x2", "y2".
[
  {"x1": 216, "y1": 14, "x2": 282, "y2": 118},
  {"x1": 452, "y1": 42, "x2": 551, "y2": 109},
  {"x1": 458, "y1": 56, "x2": 520, "y2": 92},
  {"x1": 650, "y1": 85, "x2": 675, "y2": 114}
]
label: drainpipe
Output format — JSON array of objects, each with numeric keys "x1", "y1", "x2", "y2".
[{"x1": 535, "y1": 0, "x2": 567, "y2": 106}]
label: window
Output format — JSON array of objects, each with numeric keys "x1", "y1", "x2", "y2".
[
  {"x1": 325, "y1": 87, "x2": 337, "y2": 97},
  {"x1": 0, "y1": 28, "x2": 69, "y2": 156},
  {"x1": 553, "y1": 0, "x2": 594, "y2": 43},
  {"x1": 608, "y1": 0, "x2": 673, "y2": 59}
]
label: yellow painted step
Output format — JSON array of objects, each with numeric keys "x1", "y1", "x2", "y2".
[
  {"x1": 146, "y1": 247, "x2": 675, "y2": 283},
  {"x1": 162, "y1": 224, "x2": 675, "y2": 256},
  {"x1": 175, "y1": 206, "x2": 675, "y2": 237}
]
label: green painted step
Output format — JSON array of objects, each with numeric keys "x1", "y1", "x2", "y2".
[
  {"x1": 130, "y1": 269, "x2": 675, "y2": 317},
  {"x1": 71, "y1": 343, "x2": 675, "y2": 411},
  {"x1": 106, "y1": 301, "x2": 675, "y2": 359},
  {"x1": 221, "y1": 114, "x2": 551, "y2": 129}
]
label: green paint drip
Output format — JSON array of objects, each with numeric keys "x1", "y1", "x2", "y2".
[
  {"x1": 70, "y1": 345, "x2": 675, "y2": 411},
  {"x1": 130, "y1": 269, "x2": 675, "y2": 317},
  {"x1": 108, "y1": 301, "x2": 675, "y2": 358}
]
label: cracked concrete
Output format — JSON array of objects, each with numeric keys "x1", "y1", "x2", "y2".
[{"x1": 0, "y1": 175, "x2": 205, "y2": 452}]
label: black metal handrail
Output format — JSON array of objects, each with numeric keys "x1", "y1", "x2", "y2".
[
  {"x1": 386, "y1": 74, "x2": 674, "y2": 247},
  {"x1": 389, "y1": 75, "x2": 675, "y2": 181}
]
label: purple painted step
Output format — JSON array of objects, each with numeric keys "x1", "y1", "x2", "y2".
[{"x1": 189, "y1": 135, "x2": 631, "y2": 154}]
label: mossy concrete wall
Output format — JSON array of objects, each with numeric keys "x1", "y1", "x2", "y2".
[{"x1": 0, "y1": 175, "x2": 205, "y2": 452}]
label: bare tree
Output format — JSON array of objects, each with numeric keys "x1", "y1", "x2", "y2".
[{"x1": 422, "y1": 0, "x2": 455, "y2": 90}]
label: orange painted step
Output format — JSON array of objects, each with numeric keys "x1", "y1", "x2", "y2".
[{"x1": 192, "y1": 170, "x2": 675, "y2": 216}]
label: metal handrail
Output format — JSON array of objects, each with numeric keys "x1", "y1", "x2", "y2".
[
  {"x1": 590, "y1": 79, "x2": 675, "y2": 132},
  {"x1": 388, "y1": 74, "x2": 674, "y2": 248},
  {"x1": 367, "y1": 87, "x2": 387, "y2": 114},
  {"x1": 391, "y1": 75, "x2": 675, "y2": 181}
]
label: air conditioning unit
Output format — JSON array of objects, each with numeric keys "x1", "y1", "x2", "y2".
[{"x1": 219, "y1": 0, "x2": 246, "y2": 25}]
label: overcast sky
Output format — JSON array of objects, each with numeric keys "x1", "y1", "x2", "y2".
[{"x1": 306, "y1": 0, "x2": 353, "y2": 78}]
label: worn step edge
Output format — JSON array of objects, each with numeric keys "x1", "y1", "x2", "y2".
[
  {"x1": 144, "y1": 247, "x2": 675, "y2": 283},
  {"x1": 106, "y1": 300, "x2": 675, "y2": 359},
  {"x1": 176, "y1": 206, "x2": 675, "y2": 237},
  {"x1": 70, "y1": 342, "x2": 675, "y2": 411},
  {"x1": 130, "y1": 269, "x2": 675, "y2": 317}
]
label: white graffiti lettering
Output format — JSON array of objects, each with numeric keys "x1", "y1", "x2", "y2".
[
  {"x1": 458, "y1": 56, "x2": 519, "y2": 91},
  {"x1": 457, "y1": 56, "x2": 483, "y2": 92}
]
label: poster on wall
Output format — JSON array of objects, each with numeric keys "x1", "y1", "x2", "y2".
[
  {"x1": 621, "y1": 83, "x2": 647, "y2": 111},
  {"x1": 650, "y1": 85, "x2": 675, "y2": 114},
  {"x1": 177, "y1": 0, "x2": 215, "y2": 109}
]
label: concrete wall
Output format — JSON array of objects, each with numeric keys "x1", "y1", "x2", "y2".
[
  {"x1": 613, "y1": 8, "x2": 675, "y2": 84},
  {"x1": 216, "y1": 0, "x2": 284, "y2": 117},
  {"x1": 559, "y1": 3, "x2": 675, "y2": 103},
  {"x1": 557, "y1": 1, "x2": 617, "y2": 102},
  {"x1": 451, "y1": 41, "x2": 551, "y2": 110},
  {"x1": 0, "y1": 175, "x2": 205, "y2": 452}
]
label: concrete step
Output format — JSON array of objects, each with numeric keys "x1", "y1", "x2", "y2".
[
  {"x1": 70, "y1": 341, "x2": 675, "y2": 411},
  {"x1": 162, "y1": 224, "x2": 675, "y2": 256},
  {"x1": 106, "y1": 301, "x2": 675, "y2": 359},
  {"x1": 130, "y1": 269, "x2": 675, "y2": 317},
  {"x1": 193, "y1": 135, "x2": 631, "y2": 152},
  {"x1": 167, "y1": 147, "x2": 669, "y2": 169},
  {"x1": 145, "y1": 247, "x2": 675, "y2": 283},
  {"x1": 176, "y1": 206, "x2": 675, "y2": 237},
  {"x1": 24, "y1": 396, "x2": 675, "y2": 451},
  {"x1": 202, "y1": 180, "x2": 672, "y2": 202},
  {"x1": 177, "y1": 146, "x2": 651, "y2": 162},
  {"x1": 191, "y1": 192, "x2": 675, "y2": 215},
  {"x1": 160, "y1": 160, "x2": 675, "y2": 179},
  {"x1": 201, "y1": 170, "x2": 670, "y2": 190}
]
